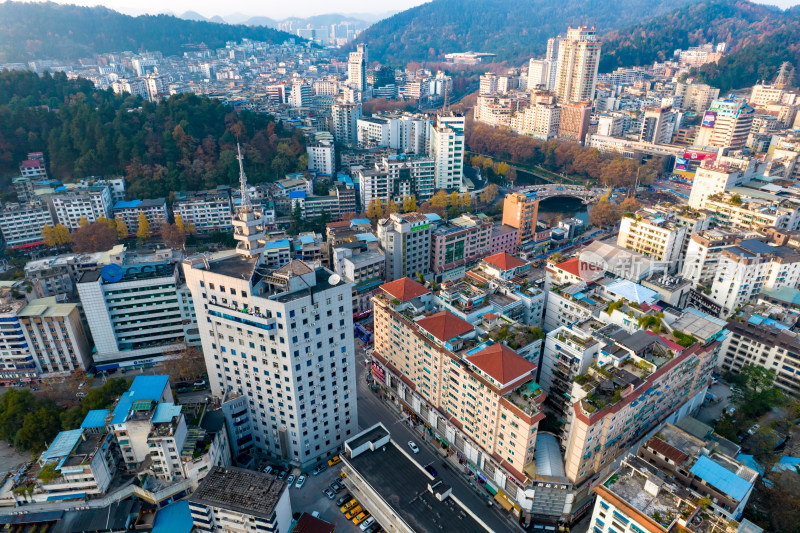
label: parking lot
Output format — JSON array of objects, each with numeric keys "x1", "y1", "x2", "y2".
[{"x1": 281, "y1": 461, "x2": 369, "y2": 532}]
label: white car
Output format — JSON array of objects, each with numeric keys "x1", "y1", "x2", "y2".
[
  {"x1": 360, "y1": 516, "x2": 376, "y2": 531},
  {"x1": 262, "y1": 466, "x2": 273, "y2": 475},
  {"x1": 747, "y1": 424, "x2": 760, "y2": 435},
  {"x1": 287, "y1": 474, "x2": 296, "y2": 486},
  {"x1": 295, "y1": 475, "x2": 306, "y2": 489},
  {"x1": 408, "y1": 441, "x2": 419, "y2": 454}
]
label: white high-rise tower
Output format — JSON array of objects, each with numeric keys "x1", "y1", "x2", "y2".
[{"x1": 553, "y1": 25, "x2": 601, "y2": 103}]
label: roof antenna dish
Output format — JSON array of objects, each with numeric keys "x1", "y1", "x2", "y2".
[{"x1": 328, "y1": 273, "x2": 341, "y2": 285}]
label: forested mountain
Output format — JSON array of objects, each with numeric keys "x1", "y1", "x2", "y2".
[
  {"x1": 599, "y1": 0, "x2": 800, "y2": 89},
  {"x1": 0, "y1": 2, "x2": 298, "y2": 63},
  {"x1": 0, "y1": 71, "x2": 306, "y2": 200},
  {"x1": 351, "y1": 0, "x2": 700, "y2": 64}
]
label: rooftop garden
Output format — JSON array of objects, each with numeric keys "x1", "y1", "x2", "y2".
[
  {"x1": 490, "y1": 325, "x2": 545, "y2": 350},
  {"x1": 506, "y1": 382, "x2": 542, "y2": 416},
  {"x1": 672, "y1": 330, "x2": 699, "y2": 348}
]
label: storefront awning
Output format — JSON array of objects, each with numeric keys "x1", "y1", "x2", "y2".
[
  {"x1": 484, "y1": 481, "x2": 498, "y2": 496},
  {"x1": 494, "y1": 492, "x2": 513, "y2": 511}
]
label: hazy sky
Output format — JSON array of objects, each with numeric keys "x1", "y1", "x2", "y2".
[
  {"x1": 11, "y1": 0, "x2": 800, "y2": 20},
  {"x1": 26, "y1": 0, "x2": 428, "y2": 19}
]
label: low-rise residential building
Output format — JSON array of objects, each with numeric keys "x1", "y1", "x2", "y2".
[
  {"x1": 490, "y1": 224, "x2": 519, "y2": 256},
  {"x1": 333, "y1": 243, "x2": 385, "y2": 313},
  {"x1": 431, "y1": 213, "x2": 493, "y2": 280},
  {"x1": 0, "y1": 201, "x2": 54, "y2": 248},
  {"x1": 112, "y1": 198, "x2": 168, "y2": 235},
  {"x1": 703, "y1": 194, "x2": 800, "y2": 231},
  {"x1": 49, "y1": 186, "x2": 113, "y2": 229},
  {"x1": 172, "y1": 190, "x2": 233, "y2": 233},
  {"x1": 189, "y1": 466, "x2": 292, "y2": 533},
  {"x1": 617, "y1": 210, "x2": 689, "y2": 273}
]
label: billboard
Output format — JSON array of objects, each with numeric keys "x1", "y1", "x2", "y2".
[
  {"x1": 684, "y1": 150, "x2": 716, "y2": 162},
  {"x1": 675, "y1": 157, "x2": 689, "y2": 171},
  {"x1": 701, "y1": 110, "x2": 717, "y2": 128}
]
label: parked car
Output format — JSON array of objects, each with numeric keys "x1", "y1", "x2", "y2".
[
  {"x1": 345, "y1": 506, "x2": 363, "y2": 520},
  {"x1": 748, "y1": 424, "x2": 761, "y2": 435},
  {"x1": 328, "y1": 455, "x2": 342, "y2": 467},
  {"x1": 330, "y1": 480, "x2": 344, "y2": 492},
  {"x1": 408, "y1": 441, "x2": 420, "y2": 454},
  {"x1": 312, "y1": 464, "x2": 327, "y2": 476},
  {"x1": 340, "y1": 499, "x2": 357, "y2": 513},
  {"x1": 324, "y1": 488, "x2": 335, "y2": 499},
  {"x1": 336, "y1": 494, "x2": 352, "y2": 507},
  {"x1": 78, "y1": 381, "x2": 86, "y2": 389},
  {"x1": 192, "y1": 380, "x2": 207, "y2": 390},
  {"x1": 286, "y1": 474, "x2": 296, "y2": 486},
  {"x1": 295, "y1": 475, "x2": 306, "y2": 489},
  {"x1": 76, "y1": 392, "x2": 86, "y2": 398},
  {"x1": 262, "y1": 466, "x2": 273, "y2": 475},
  {"x1": 353, "y1": 511, "x2": 370, "y2": 525},
  {"x1": 277, "y1": 470, "x2": 288, "y2": 481},
  {"x1": 360, "y1": 516, "x2": 376, "y2": 531}
]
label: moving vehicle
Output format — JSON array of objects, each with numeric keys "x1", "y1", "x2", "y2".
[
  {"x1": 424, "y1": 464, "x2": 438, "y2": 477},
  {"x1": 328, "y1": 455, "x2": 342, "y2": 467},
  {"x1": 408, "y1": 441, "x2": 420, "y2": 454},
  {"x1": 295, "y1": 475, "x2": 306, "y2": 489}
]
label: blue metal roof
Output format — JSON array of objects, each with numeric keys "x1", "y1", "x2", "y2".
[
  {"x1": 266, "y1": 239, "x2": 290, "y2": 250},
  {"x1": 690, "y1": 455, "x2": 752, "y2": 501},
  {"x1": 153, "y1": 501, "x2": 193, "y2": 533},
  {"x1": 289, "y1": 191, "x2": 306, "y2": 199},
  {"x1": 350, "y1": 218, "x2": 370, "y2": 226},
  {"x1": 114, "y1": 200, "x2": 142, "y2": 209},
  {"x1": 424, "y1": 213, "x2": 442, "y2": 222},
  {"x1": 356, "y1": 233, "x2": 378, "y2": 243},
  {"x1": 152, "y1": 402, "x2": 182, "y2": 424},
  {"x1": 42, "y1": 429, "x2": 83, "y2": 460},
  {"x1": 604, "y1": 279, "x2": 659, "y2": 305},
  {"x1": 773, "y1": 456, "x2": 800, "y2": 473},
  {"x1": 111, "y1": 375, "x2": 169, "y2": 425},
  {"x1": 80, "y1": 409, "x2": 109, "y2": 429},
  {"x1": 297, "y1": 234, "x2": 315, "y2": 245},
  {"x1": 736, "y1": 453, "x2": 765, "y2": 475},
  {"x1": 747, "y1": 314, "x2": 790, "y2": 330}
]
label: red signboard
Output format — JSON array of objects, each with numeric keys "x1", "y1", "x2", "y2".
[{"x1": 371, "y1": 361, "x2": 386, "y2": 383}]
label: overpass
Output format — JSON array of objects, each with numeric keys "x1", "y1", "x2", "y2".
[{"x1": 517, "y1": 184, "x2": 604, "y2": 203}]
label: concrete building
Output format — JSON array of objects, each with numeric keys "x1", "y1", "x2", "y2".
[
  {"x1": 306, "y1": 140, "x2": 336, "y2": 175},
  {"x1": 340, "y1": 424, "x2": 503, "y2": 533},
  {"x1": 112, "y1": 198, "x2": 168, "y2": 235},
  {"x1": 558, "y1": 101, "x2": 592, "y2": 143},
  {"x1": 681, "y1": 229, "x2": 743, "y2": 286},
  {"x1": 554, "y1": 25, "x2": 601, "y2": 103},
  {"x1": 332, "y1": 243, "x2": 385, "y2": 314},
  {"x1": 49, "y1": 186, "x2": 114, "y2": 229},
  {"x1": 183, "y1": 251, "x2": 358, "y2": 468},
  {"x1": 77, "y1": 261, "x2": 191, "y2": 368},
  {"x1": 430, "y1": 114, "x2": 465, "y2": 190},
  {"x1": 289, "y1": 82, "x2": 312, "y2": 108},
  {"x1": 720, "y1": 312, "x2": 800, "y2": 396},
  {"x1": 687, "y1": 156, "x2": 760, "y2": 210},
  {"x1": 490, "y1": 224, "x2": 519, "y2": 256},
  {"x1": 19, "y1": 153, "x2": 47, "y2": 179},
  {"x1": 617, "y1": 210, "x2": 688, "y2": 273},
  {"x1": 502, "y1": 191, "x2": 539, "y2": 246},
  {"x1": 358, "y1": 155, "x2": 436, "y2": 208},
  {"x1": 377, "y1": 212, "x2": 432, "y2": 280},
  {"x1": 173, "y1": 190, "x2": 233, "y2": 233},
  {"x1": 189, "y1": 466, "x2": 292, "y2": 533},
  {"x1": 0, "y1": 299, "x2": 37, "y2": 383},
  {"x1": 639, "y1": 105, "x2": 675, "y2": 144},
  {"x1": 0, "y1": 201, "x2": 54, "y2": 248},
  {"x1": 347, "y1": 43, "x2": 368, "y2": 92},
  {"x1": 710, "y1": 239, "x2": 800, "y2": 316},
  {"x1": 694, "y1": 97, "x2": 755, "y2": 150},
  {"x1": 18, "y1": 297, "x2": 92, "y2": 376},
  {"x1": 528, "y1": 59, "x2": 557, "y2": 90},
  {"x1": 430, "y1": 213, "x2": 493, "y2": 279},
  {"x1": 371, "y1": 280, "x2": 547, "y2": 515},
  {"x1": 331, "y1": 102, "x2": 362, "y2": 146}
]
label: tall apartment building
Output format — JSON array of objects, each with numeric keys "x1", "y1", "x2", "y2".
[
  {"x1": 173, "y1": 190, "x2": 233, "y2": 233},
  {"x1": 639, "y1": 105, "x2": 675, "y2": 144},
  {"x1": 306, "y1": 140, "x2": 335, "y2": 175},
  {"x1": 371, "y1": 279, "x2": 546, "y2": 513},
  {"x1": 77, "y1": 262, "x2": 191, "y2": 368},
  {"x1": 528, "y1": 59, "x2": 557, "y2": 90},
  {"x1": 709, "y1": 239, "x2": 800, "y2": 316},
  {"x1": 430, "y1": 213, "x2": 493, "y2": 278},
  {"x1": 479, "y1": 72, "x2": 499, "y2": 95},
  {"x1": 502, "y1": 191, "x2": 539, "y2": 246},
  {"x1": 720, "y1": 313, "x2": 800, "y2": 396},
  {"x1": 617, "y1": 210, "x2": 688, "y2": 273},
  {"x1": 558, "y1": 101, "x2": 592, "y2": 143},
  {"x1": 0, "y1": 201, "x2": 54, "y2": 248},
  {"x1": 674, "y1": 82, "x2": 720, "y2": 113},
  {"x1": 429, "y1": 114, "x2": 465, "y2": 189},
  {"x1": 289, "y1": 83, "x2": 312, "y2": 107},
  {"x1": 112, "y1": 198, "x2": 168, "y2": 235},
  {"x1": 358, "y1": 155, "x2": 436, "y2": 208},
  {"x1": 347, "y1": 43, "x2": 368, "y2": 92},
  {"x1": 356, "y1": 113, "x2": 430, "y2": 153},
  {"x1": 687, "y1": 156, "x2": 760, "y2": 210},
  {"x1": 331, "y1": 102, "x2": 362, "y2": 146},
  {"x1": 377, "y1": 212, "x2": 432, "y2": 280},
  {"x1": 514, "y1": 103, "x2": 561, "y2": 140},
  {"x1": 694, "y1": 97, "x2": 754, "y2": 150},
  {"x1": 18, "y1": 297, "x2": 92, "y2": 375},
  {"x1": 0, "y1": 299, "x2": 38, "y2": 383},
  {"x1": 49, "y1": 186, "x2": 113, "y2": 229},
  {"x1": 553, "y1": 25, "x2": 601, "y2": 103}
]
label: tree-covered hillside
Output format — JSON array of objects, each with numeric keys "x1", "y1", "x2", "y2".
[
  {"x1": 0, "y1": 71, "x2": 306, "y2": 200},
  {"x1": 352, "y1": 0, "x2": 699, "y2": 64},
  {"x1": 0, "y1": 1, "x2": 298, "y2": 63}
]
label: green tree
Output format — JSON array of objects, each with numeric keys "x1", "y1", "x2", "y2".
[{"x1": 728, "y1": 365, "x2": 785, "y2": 418}]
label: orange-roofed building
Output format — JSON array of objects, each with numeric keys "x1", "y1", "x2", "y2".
[
  {"x1": 380, "y1": 277, "x2": 430, "y2": 302},
  {"x1": 480, "y1": 252, "x2": 529, "y2": 280}
]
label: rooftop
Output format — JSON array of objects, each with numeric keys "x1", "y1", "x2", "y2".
[
  {"x1": 416, "y1": 310, "x2": 475, "y2": 342},
  {"x1": 466, "y1": 343, "x2": 535, "y2": 386},
  {"x1": 483, "y1": 252, "x2": 526, "y2": 271},
  {"x1": 80, "y1": 409, "x2": 110, "y2": 429},
  {"x1": 689, "y1": 455, "x2": 752, "y2": 502},
  {"x1": 380, "y1": 277, "x2": 430, "y2": 302},
  {"x1": 111, "y1": 375, "x2": 169, "y2": 425},
  {"x1": 205, "y1": 253, "x2": 258, "y2": 280},
  {"x1": 189, "y1": 466, "x2": 288, "y2": 519},
  {"x1": 42, "y1": 429, "x2": 83, "y2": 461}
]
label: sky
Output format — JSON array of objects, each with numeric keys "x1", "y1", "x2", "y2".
[{"x1": 24, "y1": 0, "x2": 428, "y2": 19}]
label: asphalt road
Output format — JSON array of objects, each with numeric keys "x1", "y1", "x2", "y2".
[{"x1": 353, "y1": 340, "x2": 524, "y2": 532}]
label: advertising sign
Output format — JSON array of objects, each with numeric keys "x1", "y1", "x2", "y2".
[
  {"x1": 675, "y1": 157, "x2": 688, "y2": 171},
  {"x1": 701, "y1": 111, "x2": 717, "y2": 128},
  {"x1": 100, "y1": 262, "x2": 174, "y2": 283},
  {"x1": 371, "y1": 361, "x2": 385, "y2": 383}
]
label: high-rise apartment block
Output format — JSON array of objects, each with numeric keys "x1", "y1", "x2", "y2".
[
  {"x1": 430, "y1": 114, "x2": 465, "y2": 189},
  {"x1": 173, "y1": 190, "x2": 234, "y2": 234},
  {"x1": 347, "y1": 43, "x2": 368, "y2": 92},
  {"x1": 18, "y1": 297, "x2": 92, "y2": 375},
  {"x1": 558, "y1": 101, "x2": 592, "y2": 143},
  {"x1": 331, "y1": 102, "x2": 362, "y2": 146},
  {"x1": 377, "y1": 212, "x2": 432, "y2": 280},
  {"x1": 0, "y1": 201, "x2": 54, "y2": 248},
  {"x1": 49, "y1": 187, "x2": 113, "y2": 229},
  {"x1": 306, "y1": 140, "x2": 336, "y2": 175},
  {"x1": 639, "y1": 105, "x2": 675, "y2": 144},
  {"x1": 694, "y1": 97, "x2": 754, "y2": 150},
  {"x1": 554, "y1": 25, "x2": 601, "y2": 103},
  {"x1": 112, "y1": 198, "x2": 168, "y2": 235},
  {"x1": 502, "y1": 191, "x2": 539, "y2": 246}
]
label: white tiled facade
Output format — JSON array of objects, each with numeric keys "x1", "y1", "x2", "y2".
[
  {"x1": 0, "y1": 202, "x2": 54, "y2": 247},
  {"x1": 50, "y1": 187, "x2": 113, "y2": 229}
]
